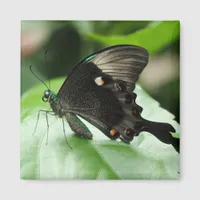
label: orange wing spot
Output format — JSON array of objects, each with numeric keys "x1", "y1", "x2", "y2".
[{"x1": 110, "y1": 129, "x2": 117, "y2": 136}]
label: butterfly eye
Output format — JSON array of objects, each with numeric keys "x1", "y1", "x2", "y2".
[
  {"x1": 42, "y1": 91, "x2": 50, "y2": 102},
  {"x1": 44, "y1": 91, "x2": 50, "y2": 98}
]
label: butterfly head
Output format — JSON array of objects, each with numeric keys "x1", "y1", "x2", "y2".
[{"x1": 42, "y1": 89, "x2": 57, "y2": 104}]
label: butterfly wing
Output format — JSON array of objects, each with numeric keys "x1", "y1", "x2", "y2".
[
  {"x1": 67, "y1": 44, "x2": 148, "y2": 93},
  {"x1": 57, "y1": 45, "x2": 177, "y2": 151}
]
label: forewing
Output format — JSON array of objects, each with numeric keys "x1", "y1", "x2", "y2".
[{"x1": 89, "y1": 45, "x2": 149, "y2": 92}]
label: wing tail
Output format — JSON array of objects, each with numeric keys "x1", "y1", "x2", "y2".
[{"x1": 134, "y1": 119, "x2": 179, "y2": 153}]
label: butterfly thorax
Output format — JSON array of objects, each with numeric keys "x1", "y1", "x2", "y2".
[{"x1": 42, "y1": 89, "x2": 65, "y2": 118}]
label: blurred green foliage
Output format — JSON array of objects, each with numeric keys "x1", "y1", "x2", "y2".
[{"x1": 21, "y1": 20, "x2": 180, "y2": 122}]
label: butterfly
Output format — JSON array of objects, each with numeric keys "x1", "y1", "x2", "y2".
[{"x1": 31, "y1": 44, "x2": 179, "y2": 153}]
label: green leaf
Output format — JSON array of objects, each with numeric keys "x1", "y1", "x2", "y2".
[
  {"x1": 171, "y1": 133, "x2": 180, "y2": 139},
  {"x1": 20, "y1": 78, "x2": 180, "y2": 180},
  {"x1": 86, "y1": 21, "x2": 180, "y2": 55}
]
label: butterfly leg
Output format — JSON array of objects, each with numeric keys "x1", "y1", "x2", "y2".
[
  {"x1": 33, "y1": 109, "x2": 55, "y2": 135},
  {"x1": 33, "y1": 109, "x2": 55, "y2": 145},
  {"x1": 45, "y1": 111, "x2": 49, "y2": 145},
  {"x1": 65, "y1": 113, "x2": 93, "y2": 140}
]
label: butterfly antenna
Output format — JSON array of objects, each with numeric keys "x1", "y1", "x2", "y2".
[
  {"x1": 45, "y1": 49, "x2": 51, "y2": 90},
  {"x1": 29, "y1": 65, "x2": 49, "y2": 89}
]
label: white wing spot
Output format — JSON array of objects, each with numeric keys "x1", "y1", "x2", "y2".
[{"x1": 94, "y1": 77, "x2": 104, "y2": 86}]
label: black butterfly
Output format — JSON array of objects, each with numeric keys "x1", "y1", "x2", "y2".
[{"x1": 32, "y1": 44, "x2": 179, "y2": 153}]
